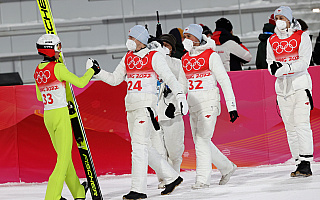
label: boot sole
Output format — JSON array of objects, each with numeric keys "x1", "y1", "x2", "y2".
[
  {"x1": 191, "y1": 184, "x2": 209, "y2": 190},
  {"x1": 291, "y1": 171, "x2": 312, "y2": 177},
  {"x1": 161, "y1": 179, "x2": 183, "y2": 195},
  {"x1": 219, "y1": 163, "x2": 237, "y2": 185}
]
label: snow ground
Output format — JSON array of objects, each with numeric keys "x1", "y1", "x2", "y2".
[{"x1": 1, "y1": 162, "x2": 320, "y2": 200}]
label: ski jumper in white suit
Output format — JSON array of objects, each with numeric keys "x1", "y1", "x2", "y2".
[
  {"x1": 267, "y1": 26, "x2": 314, "y2": 164},
  {"x1": 181, "y1": 36, "x2": 237, "y2": 186},
  {"x1": 95, "y1": 46, "x2": 185, "y2": 194},
  {"x1": 151, "y1": 55, "x2": 187, "y2": 180}
]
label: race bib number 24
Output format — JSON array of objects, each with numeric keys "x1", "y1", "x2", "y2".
[{"x1": 127, "y1": 80, "x2": 142, "y2": 91}]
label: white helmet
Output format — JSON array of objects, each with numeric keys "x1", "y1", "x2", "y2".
[{"x1": 36, "y1": 34, "x2": 61, "y2": 57}]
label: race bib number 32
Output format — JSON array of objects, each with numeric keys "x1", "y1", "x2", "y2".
[{"x1": 189, "y1": 80, "x2": 203, "y2": 90}]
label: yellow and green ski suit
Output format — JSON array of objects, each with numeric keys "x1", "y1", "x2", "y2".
[{"x1": 35, "y1": 61, "x2": 94, "y2": 200}]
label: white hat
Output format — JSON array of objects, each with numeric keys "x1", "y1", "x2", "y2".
[
  {"x1": 183, "y1": 24, "x2": 203, "y2": 42},
  {"x1": 128, "y1": 25, "x2": 150, "y2": 45},
  {"x1": 274, "y1": 6, "x2": 293, "y2": 22}
]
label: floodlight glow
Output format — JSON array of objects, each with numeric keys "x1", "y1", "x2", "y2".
[{"x1": 312, "y1": 8, "x2": 320, "y2": 13}]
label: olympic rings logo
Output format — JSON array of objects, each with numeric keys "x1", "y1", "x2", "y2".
[
  {"x1": 271, "y1": 39, "x2": 298, "y2": 54},
  {"x1": 127, "y1": 56, "x2": 148, "y2": 69},
  {"x1": 183, "y1": 58, "x2": 205, "y2": 71},
  {"x1": 35, "y1": 70, "x2": 51, "y2": 84}
]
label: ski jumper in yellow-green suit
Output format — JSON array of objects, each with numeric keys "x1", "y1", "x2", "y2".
[{"x1": 34, "y1": 61, "x2": 94, "y2": 200}]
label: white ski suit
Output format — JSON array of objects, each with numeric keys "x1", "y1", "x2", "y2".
[
  {"x1": 95, "y1": 43, "x2": 186, "y2": 194},
  {"x1": 267, "y1": 24, "x2": 314, "y2": 164},
  {"x1": 151, "y1": 55, "x2": 187, "y2": 176},
  {"x1": 181, "y1": 36, "x2": 237, "y2": 185},
  {"x1": 215, "y1": 40, "x2": 252, "y2": 71}
]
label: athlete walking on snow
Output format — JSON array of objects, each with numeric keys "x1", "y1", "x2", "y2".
[
  {"x1": 267, "y1": 6, "x2": 314, "y2": 177},
  {"x1": 34, "y1": 34, "x2": 100, "y2": 200},
  {"x1": 150, "y1": 34, "x2": 188, "y2": 189},
  {"x1": 181, "y1": 24, "x2": 238, "y2": 189},
  {"x1": 88, "y1": 25, "x2": 188, "y2": 199}
]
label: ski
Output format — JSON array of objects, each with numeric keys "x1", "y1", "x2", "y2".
[{"x1": 36, "y1": 0, "x2": 103, "y2": 199}]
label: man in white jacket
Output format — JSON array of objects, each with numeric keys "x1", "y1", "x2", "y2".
[
  {"x1": 150, "y1": 34, "x2": 188, "y2": 189},
  {"x1": 87, "y1": 25, "x2": 188, "y2": 199},
  {"x1": 267, "y1": 6, "x2": 314, "y2": 177},
  {"x1": 211, "y1": 18, "x2": 252, "y2": 71},
  {"x1": 181, "y1": 24, "x2": 238, "y2": 189}
]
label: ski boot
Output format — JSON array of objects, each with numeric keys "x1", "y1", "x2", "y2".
[
  {"x1": 123, "y1": 191, "x2": 147, "y2": 200},
  {"x1": 191, "y1": 182, "x2": 209, "y2": 190},
  {"x1": 161, "y1": 176, "x2": 183, "y2": 195},
  {"x1": 158, "y1": 181, "x2": 165, "y2": 189},
  {"x1": 74, "y1": 181, "x2": 89, "y2": 200},
  {"x1": 291, "y1": 161, "x2": 312, "y2": 177},
  {"x1": 219, "y1": 162, "x2": 237, "y2": 185},
  {"x1": 61, "y1": 182, "x2": 89, "y2": 200}
]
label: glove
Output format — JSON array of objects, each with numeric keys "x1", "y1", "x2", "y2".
[
  {"x1": 176, "y1": 93, "x2": 188, "y2": 115},
  {"x1": 86, "y1": 58, "x2": 101, "y2": 75},
  {"x1": 270, "y1": 61, "x2": 282, "y2": 75},
  {"x1": 147, "y1": 107, "x2": 160, "y2": 131},
  {"x1": 163, "y1": 85, "x2": 172, "y2": 98},
  {"x1": 201, "y1": 34, "x2": 216, "y2": 50},
  {"x1": 165, "y1": 103, "x2": 175, "y2": 119},
  {"x1": 274, "y1": 63, "x2": 291, "y2": 77},
  {"x1": 229, "y1": 110, "x2": 239, "y2": 123}
]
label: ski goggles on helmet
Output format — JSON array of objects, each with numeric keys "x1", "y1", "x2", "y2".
[{"x1": 37, "y1": 42, "x2": 62, "y2": 57}]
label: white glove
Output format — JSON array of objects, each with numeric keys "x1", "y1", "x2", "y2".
[
  {"x1": 275, "y1": 63, "x2": 291, "y2": 77},
  {"x1": 198, "y1": 34, "x2": 216, "y2": 51},
  {"x1": 86, "y1": 58, "x2": 94, "y2": 70},
  {"x1": 176, "y1": 93, "x2": 188, "y2": 115},
  {"x1": 86, "y1": 58, "x2": 101, "y2": 75}
]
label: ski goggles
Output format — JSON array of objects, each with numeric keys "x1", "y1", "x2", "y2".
[{"x1": 37, "y1": 42, "x2": 62, "y2": 52}]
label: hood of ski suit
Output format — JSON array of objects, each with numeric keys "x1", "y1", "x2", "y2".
[
  {"x1": 274, "y1": 18, "x2": 301, "y2": 39},
  {"x1": 189, "y1": 34, "x2": 216, "y2": 55}
]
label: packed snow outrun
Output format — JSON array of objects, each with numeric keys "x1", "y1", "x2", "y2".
[
  {"x1": 2, "y1": 0, "x2": 320, "y2": 200},
  {"x1": 1, "y1": 162, "x2": 319, "y2": 200}
]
